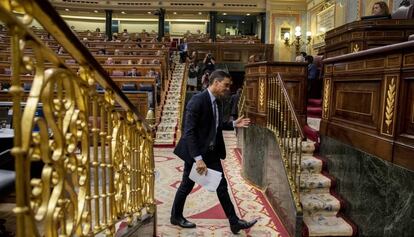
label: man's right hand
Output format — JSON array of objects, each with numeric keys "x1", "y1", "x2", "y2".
[{"x1": 195, "y1": 160, "x2": 207, "y2": 175}]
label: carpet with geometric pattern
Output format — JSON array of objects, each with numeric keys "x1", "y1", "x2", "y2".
[{"x1": 155, "y1": 131, "x2": 289, "y2": 236}]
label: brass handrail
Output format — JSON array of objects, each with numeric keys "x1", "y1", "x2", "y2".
[
  {"x1": 267, "y1": 73, "x2": 304, "y2": 212},
  {"x1": 0, "y1": 1, "x2": 155, "y2": 236}
]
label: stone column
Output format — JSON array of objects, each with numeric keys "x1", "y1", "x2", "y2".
[
  {"x1": 157, "y1": 8, "x2": 165, "y2": 41},
  {"x1": 105, "y1": 9, "x2": 113, "y2": 41},
  {"x1": 209, "y1": 11, "x2": 217, "y2": 42},
  {"x1": 260, "y1": 12, "x2": 266, "y2": 43}
]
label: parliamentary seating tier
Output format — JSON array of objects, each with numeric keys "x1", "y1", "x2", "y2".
[
  {"x1": 0, "y1": 74, "x2": 152, "y2": 114},
  {"x1": 321, "y1": 40, "x2": 414, "y2": 171},
  {"x1": 321, "y1": 19, "x2": 414, "y2": 58},
  {"x1": 188, "y1": 43, "x2": 273, "y2": 69}
]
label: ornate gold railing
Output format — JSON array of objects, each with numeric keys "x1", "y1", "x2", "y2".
[
  {"x1": 266, "y1": 73, "x2": 304, "y2": 212},
  {"x1": 0, "y1": 1, "x2": 155, "y2": 236}
]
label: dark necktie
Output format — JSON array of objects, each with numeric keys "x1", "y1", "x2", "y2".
[{"x1": 211, "y1": 100, "x2": 218, "y2": 146}]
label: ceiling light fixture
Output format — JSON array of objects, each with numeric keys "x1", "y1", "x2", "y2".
[
  {"x1": 121, "y1": 11, "x2": 126, "y2": 14},
  {"x1": 65, "y1": 8, "x2": 70, "y2": 11},
  {"x1": 223, "y1": 13, "x2": 227, "y2": 15},
  {"x1": 94, "y1": 10, "x2": 98, "y2": 13},
  {"x1": 173, "y1": 12, "x2": 177, "y2": 14},
  {"x1": 246, "y1": 13, "x2": 250, "y2": 16}
]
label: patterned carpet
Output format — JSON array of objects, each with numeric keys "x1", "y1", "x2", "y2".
[{"x1": 155, "y1": 131, "x2": 289, "y2": 237}]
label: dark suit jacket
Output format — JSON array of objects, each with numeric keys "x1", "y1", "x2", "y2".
[{"x1": 174, "y1": 90, "x2": 234, "y2": 164}]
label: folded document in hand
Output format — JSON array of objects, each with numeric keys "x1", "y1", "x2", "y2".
[{"x1": 189, "y1": 165, "x2": 222, "y2": 192}]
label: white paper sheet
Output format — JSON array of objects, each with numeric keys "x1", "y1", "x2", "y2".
[{"x1": 189, "y1": 165, "x2": 222, "y2": 192}]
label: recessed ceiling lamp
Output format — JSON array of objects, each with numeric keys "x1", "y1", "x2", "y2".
[
  {"x1": 220, "y1": 20, "x2": 224, "y2": 23},
  {"x1": 94, "y1": 10, "x2": 98, "y2": 13},
  {"x1": 147, "y1": 11, "x2": 152, "y2": 14},
  {"x1": 65, "y1": 8, "x2": 70, "y2": 11},
  {"x1": 242, "y1": 21, "x2": 245, "y2": 23},
  {"x1": 121, "y1": 11, "x2": 126, "y2": 14},
  {"x1": 173, "y1": 12, "x2": 177, "y2": 14},
  {"x1": 223, "y1": 13, "x2": 227, "y2": 15},
  {"x1": 246, "y1": 13, "x2": 250, "y2": 16}
]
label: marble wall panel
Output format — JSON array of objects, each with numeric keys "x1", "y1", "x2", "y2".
[{"x1": 320, "y1": 135, "x2": 414, "y2": 237}]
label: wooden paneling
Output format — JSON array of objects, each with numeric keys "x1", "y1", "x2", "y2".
[
  {"x1": 332, "y1": 81, "x2": 380, "y2": 127},
  {"x1": 322, "y1": 40, "x2": 414, "y2": 171},
  {"x1": 244, "y1": 62, "x2": 307, "y2": 127},
  {"x1": 322, "y1": 19, "x2": 414, "y2": 58}
]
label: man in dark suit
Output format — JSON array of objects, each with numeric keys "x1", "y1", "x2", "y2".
[{"x1": 171, "y1": 70, "x2": 257, "y2": 234}]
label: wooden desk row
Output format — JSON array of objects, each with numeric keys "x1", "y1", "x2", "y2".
[
  {"x1": 0, "y1": 61, "x2": 162, "y2": 78},
  {"x1": 0, "y1": 74, "x2": 155, "y2": 115},
  {"x1": 321, "y1": 40, "x2": 414, "y2": 170}
]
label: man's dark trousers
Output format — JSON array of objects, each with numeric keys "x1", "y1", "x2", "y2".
[{"x1": 171, "y1": 150, "x2": 239, "y2": 225}]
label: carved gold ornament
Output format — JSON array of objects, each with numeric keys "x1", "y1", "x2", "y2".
[
  {"x1": 353, "y1": 44, "x2": 360, "y2": 53},
  {"x1": 323, "y1": 79, "x2": 331, "y2": 118},
  {"x1": 384, "y1": 78, "x2": 396, "y2": 133},
  {"x1": 258, "y1": 78, "x2": 265, "y2": 112}
]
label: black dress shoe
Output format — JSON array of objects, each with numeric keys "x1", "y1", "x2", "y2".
[
  {"x1": 230, "y1": 219, "x2": 258, "y2": 234},
  {"x1": 170, "y1": 216, "x2": 196, "y2": 228}
]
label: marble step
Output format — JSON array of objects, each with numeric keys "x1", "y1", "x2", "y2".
[
  {"x1": 301, "y1": 193, "x2": 341, "y2": 213},
  {"x1": 301, "y1": 155, "x2": 323, "y2": 174},
  {"x1": 303, "y1": 213, "x2": 354, "y2": 236},
  {"x1": 300, "y1": 173, "x2": 331, "y2": 189}
]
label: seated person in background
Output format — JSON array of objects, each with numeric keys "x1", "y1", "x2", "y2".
[
  {"x1": 97, "y1": 48, "x2": 106, "y2": 55},
  {"x1": 127, "y1": 67, "x2": 141, "y2": 77},
  {"x1": 372, "y1": 1, "x2": 390, "y2": 16},
  {"x1": 147, "y1": 68, "x2": 157, "y2": 77},
  {"x1": 57, "y1": 46, "x2": 64, "y2": 55},
  {"x1": 105, "y1": 57, "x2": 114, "y2": 65},
  {"x1": 122, "y1": 29, "x2": 129, "y2": 37},
  {"x1": 295, "y1": 52, "x2": 307, "y2": 62},
  {"x1": 136, "y1": 38, "x2": 143, "y2": 48}
]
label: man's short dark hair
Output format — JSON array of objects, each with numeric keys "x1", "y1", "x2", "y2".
[{"x1": 209, "y1": 70, "x2": 231, "y2": 85}]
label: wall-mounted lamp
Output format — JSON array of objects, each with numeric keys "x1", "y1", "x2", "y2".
[{"x1": 283, "y1": 26, "x2": 312, "y2": 55}]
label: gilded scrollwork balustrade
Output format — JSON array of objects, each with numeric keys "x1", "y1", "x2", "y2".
[
  {"x1": 0, "y1": 1, "x2": 155, "y2": 236},
  {"x1": 266, "y1": 74, "x2": 304, "y2": 212}
]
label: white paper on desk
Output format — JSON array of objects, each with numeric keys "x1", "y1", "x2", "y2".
[{"x1": 189, "y1": 165, "x2": 222, "y2": 192}]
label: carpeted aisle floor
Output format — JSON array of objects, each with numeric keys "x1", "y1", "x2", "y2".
[{"x1": 155, "y1": 131, "x2": 289, "y2": 237}]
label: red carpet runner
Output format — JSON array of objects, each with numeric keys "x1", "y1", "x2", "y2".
[{"x1": 155, "y1": 131, "x2": 289, "y2": 236}]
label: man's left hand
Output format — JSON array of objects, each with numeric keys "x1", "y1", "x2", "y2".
[{"x1": 234, "y1": 115, "x2": 251, "y2": 128}]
